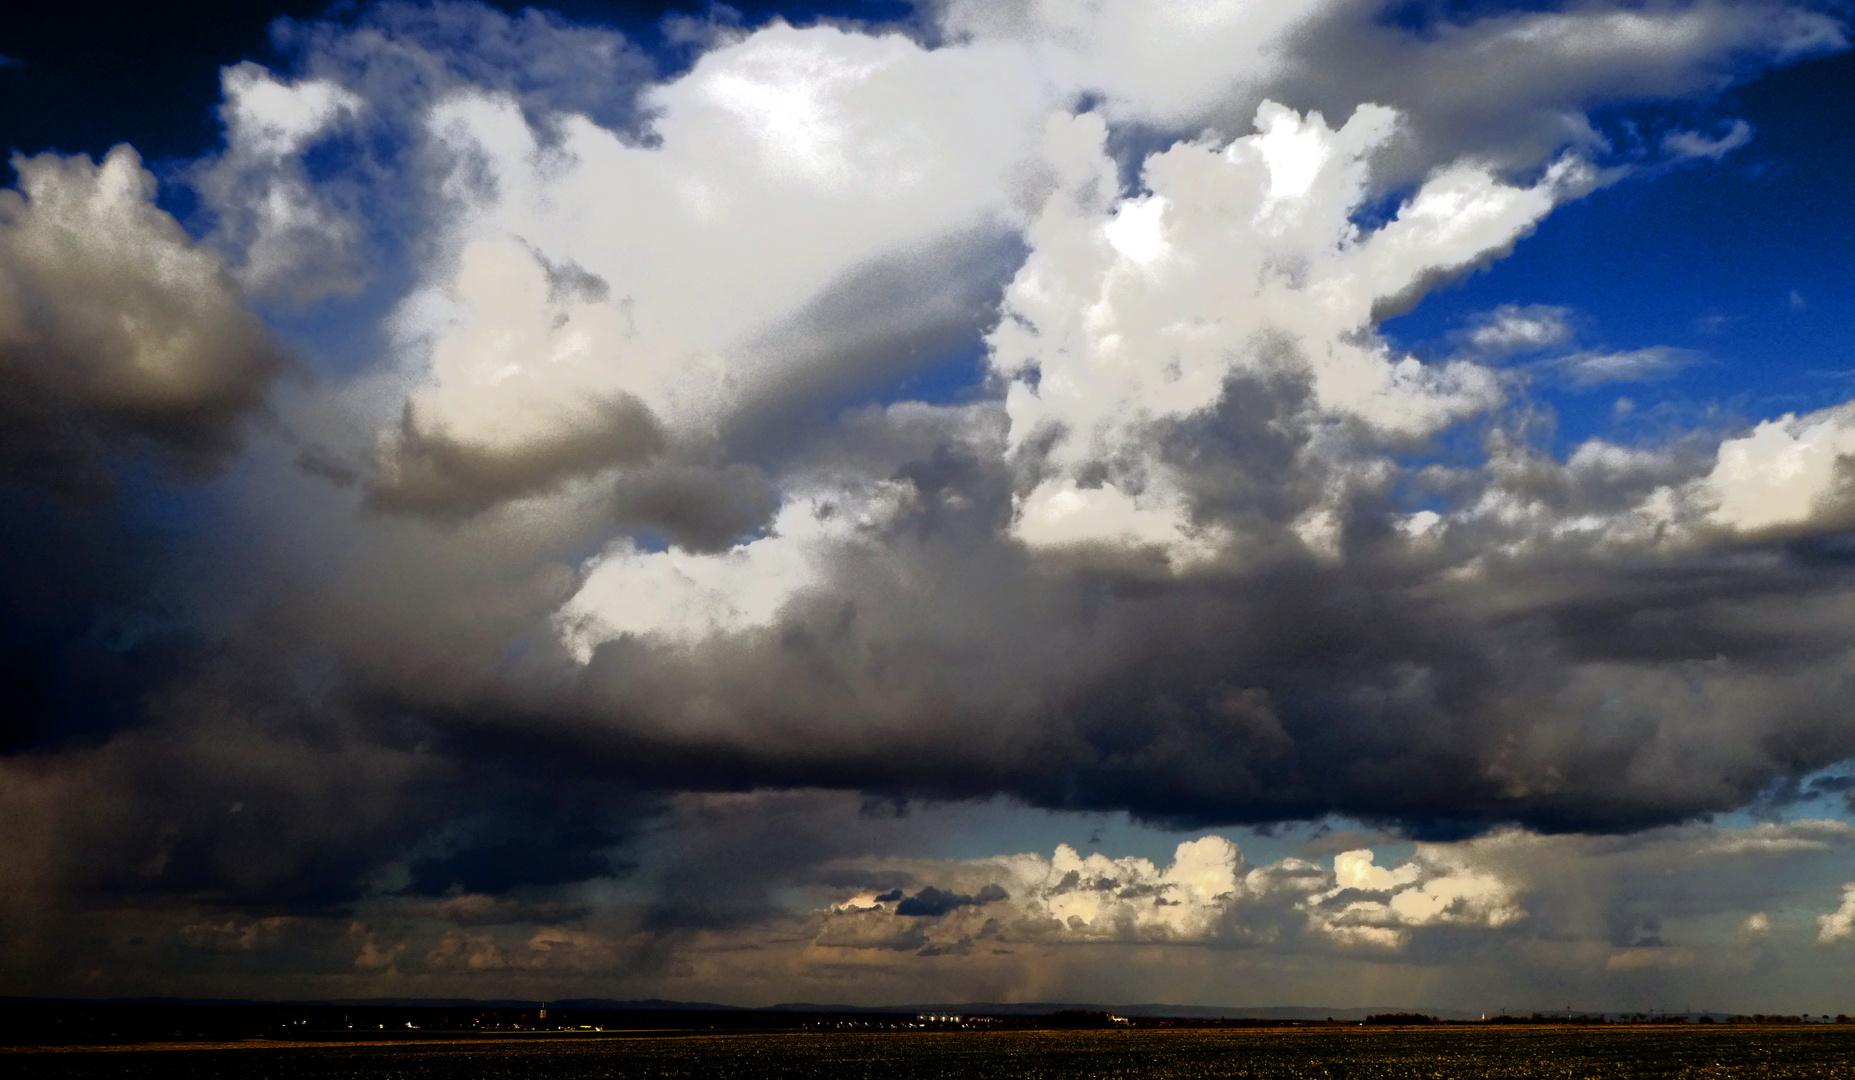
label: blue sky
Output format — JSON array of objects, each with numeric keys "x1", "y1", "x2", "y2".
[{"x1": 1385, "y1": 45, "x2": 1855, "y2": 451}]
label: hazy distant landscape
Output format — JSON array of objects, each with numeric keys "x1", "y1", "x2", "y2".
[
  {"x1": 8, "y1": 1000, "x2": 1855, "y2": 1079},
  {"x1": 6, "y1": 998, "x2": 1814, "y2": 1045},
  {"x1": 12, "y1": 1027, "x2": 1855, "y2": 1079}
]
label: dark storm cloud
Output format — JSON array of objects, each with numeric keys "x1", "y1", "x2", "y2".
[
  {"x1": 457, "y1": 416, "x2": 1853, "y2": 838},
  {"x1": 0, "y1": 630, "x2": 676, "y2": 995},
  {"x1": 0, "y1": 486, "x2": 184, "y2": 753},
  {"x1": 894, "y1": 883, "x2": 1005, "y2": 916},
  {"x1": 607, "y1": 462, "x2": 776, "y2": 552},
  {"x1": 0, "y1": 653, "x2": 645, "y2": 912},
  {"x1": 367, "y1": 393, "x2": 668, "y2": 516}
]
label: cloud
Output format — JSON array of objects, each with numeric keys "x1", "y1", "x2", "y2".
[
  {"x1": 894, "y1": 884, "x2": 1008, "y2": 917},
  {"x1": 1739, "y1": 911, "x2": 1773, "y2": 943},
  {"x1": 978, "y1": 100, "x2": 1574, "y2": 569},
  {"x1": 822, "y1": 836, "x2": 1284, "y2": 949},
  {"x1": 1249, "y1": 0, "x2": 1842, "y2": 181},
  {"x1": 556, "y1": 479, "x2": 918, "y2": 655},
  {"x1": 932, "y1": 0, "x2": 1844, "y2": 176},
  {"x1": 1662, "y1": 119, "x2": 1754, "y2": 162},
  {"x1": 1466, "y1": 304, "x2": 1575, "y2": 355},
  {"x1": 0, "y1": 145, "x2": 285, "y2": 492},
  {"x1": 232, "y1": 0, "x2": 1844, "y2": 517},
  {"x1": 189, "y1": 1, "x2": 662, "y2": 308},
  {"x1": 1454, "y1": 305, "x2": 1695, "y2": 387},
  {"x1": 1545, "y1": 346, "x2": 1700, "y2": 387},
  {"x1": 10, "y1": 783, "x2": 1855, "y2": 1006},
  {"x1": 409, "y1": 893, "x2": 590, "y2": 926},
  {"x1": 1701, "y1": 403, "x2": 1855, "y2": 534},
  {"x1": 807, "y1": 819, "x2": 1855, "y2": 974},
  {"x1": 93, "y1": 6, "x2": 1855, "y2": 846},
  {"x1": 192, "y1": 63, "x2": 367, "y2": 304},
  {"x1": 1818, "y1": 884, "x2": 1855, "y2": 944},
  {"x1": 1310, "y1": 847, "x2": 1522, "y2": 949},
  {"x1": 345, "y1": 15, "x2": 1054, "y2": 513},
  {"x1": 817, "y1": 835, "x2": 1518, "y2": 955}
]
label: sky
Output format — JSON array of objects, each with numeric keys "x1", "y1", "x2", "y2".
[{"x1": 5, "y1": 0, "x2": 1855, "y2": 1015}]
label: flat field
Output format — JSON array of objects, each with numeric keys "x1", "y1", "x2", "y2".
[{"x1": 9, "y1": 1026, "x2": 1855, "y2": 1079}]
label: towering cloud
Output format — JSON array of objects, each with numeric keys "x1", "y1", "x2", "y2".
[{"x1": 0, "y1": 146, "x2": 284, "y2": 492}]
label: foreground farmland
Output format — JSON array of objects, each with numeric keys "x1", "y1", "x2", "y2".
[{"x1": 10, "y1": 1025, "x2": 1855, "y2": 1078}]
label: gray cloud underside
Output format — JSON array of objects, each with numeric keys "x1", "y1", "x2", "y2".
[{"x1": 426, "y1": 405, "x2": 1855, "y2": 835}]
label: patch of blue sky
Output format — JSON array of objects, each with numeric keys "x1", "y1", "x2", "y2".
[
  {"x1": 1384, "y1": 49, "x2": 1855, "y2": 458},
  {"x1": 1724, "y1": 761, "x2": 1855, "y2": 826},
  {"x1": 1375, "y1": 0, "x2": 1568, "y2": 36},
  {"x1": 231, "y1": 129, "x2": 429, "y2": 376},
  {"x1": 867, "y1": 340, "x2": 994, "y2": 409},
  {"x1": 297, "y1": 125, "x2": 368, "y2": 185},
  {"x1": 149, "y1": 167, "x2": 207, "y2": 234},
  {"x1": 1383, "y1": 407, "x2": 1509, "y2": 508},
  {"x1": 239, "y1": 238, "x2": 419, "y2": 381}
]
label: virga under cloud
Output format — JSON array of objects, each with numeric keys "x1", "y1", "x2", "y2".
[{"x1": 4, "y1": 0, "x2": 1855, "y2": 1011}]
